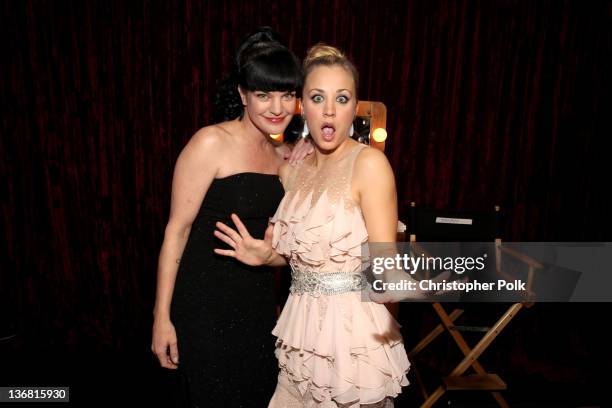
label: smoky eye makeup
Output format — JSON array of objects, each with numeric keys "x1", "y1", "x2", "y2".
[
  {"x1": 336, "y1": 94, "x2": 350, "y2": 104},
  {"x1": 310, "y1": 94, "x2": 324, "y2": 103}
]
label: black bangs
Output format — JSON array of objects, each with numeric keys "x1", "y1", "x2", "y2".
[{"x1": 239, "y1": 49, "x2": 302, "y2": 95}]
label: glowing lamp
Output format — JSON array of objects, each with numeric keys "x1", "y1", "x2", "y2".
[{"x1": 372, "y1": 127, "x2": 387, "y2": 143}]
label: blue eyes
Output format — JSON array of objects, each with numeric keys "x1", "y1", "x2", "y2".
[
  {"x1": 312, "y1": 95, "x2": 324, "y2": 103},
  {"x1": 337, "y1": 95, "x2": 349, "y2": 104},
  {"x1": 255, "y1": 93, "x2": 295, "y2": 101},
  {"x1": 310, "y1": 95, "x2": 350, "y2": 104}
]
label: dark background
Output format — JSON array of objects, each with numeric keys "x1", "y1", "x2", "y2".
[{"x1": 1, "y1": 0, "x2": 611, "y2": 406}]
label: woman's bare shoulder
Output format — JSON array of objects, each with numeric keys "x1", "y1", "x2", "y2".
[
  {"x1": 189, "y1": 124, "x2": 231, "y2": 149},
  {"x1": 354, "y1": 145, "x2": 392, "y2": 173},
  {"x1": 180, "y1": 123, "x2": 235, "y2": 162},
  {"x1": 352, "y1": 145, "x2": 395, "y2": 198}
]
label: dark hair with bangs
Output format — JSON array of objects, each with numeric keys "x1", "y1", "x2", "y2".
[
  {"x1": 213, "y1": 28, "x2": 302, "y2": 123},
  {"x1": 239, "y1": 47, "x2": 302, "y2": 93}
]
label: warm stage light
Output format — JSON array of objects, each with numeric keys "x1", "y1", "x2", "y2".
[{"x1": 372, "y1": 128, "x2": 387, "y2": 142}]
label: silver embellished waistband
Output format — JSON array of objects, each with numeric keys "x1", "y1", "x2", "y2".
[{"x1": 289, "y1": 269, "x2": 368, "y2": 297}]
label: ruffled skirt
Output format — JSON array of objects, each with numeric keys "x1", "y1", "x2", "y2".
[{"x1": 269, "y1": 291, "x2": 410, "y2": 407}]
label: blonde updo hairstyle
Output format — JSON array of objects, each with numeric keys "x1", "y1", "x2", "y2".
[{"x1": 303, "y1": 43, "x2": 359, "y2": 98}]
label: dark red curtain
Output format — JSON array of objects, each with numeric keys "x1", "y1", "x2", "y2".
[{"x1": 1, "y1": 0, "x2": 610, "y2": 404}]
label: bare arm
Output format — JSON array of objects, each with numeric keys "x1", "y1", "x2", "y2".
[
  {"x1": 353, "y1": 148, "x2": 398, "y2": 244},
  {"x1": 353, "y1": 148, "x2": 399, "y2": 271},
  {"x1": 152, "y1": 128, "x2": 222, "y2": 368},
  {"x1": 354, "y1": 148, "x2": 448, "y2": 302},
  {"x1": 354, "y1": 148, "x2": 407, "y2": 303}
]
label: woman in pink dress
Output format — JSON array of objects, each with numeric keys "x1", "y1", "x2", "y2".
[{"x1": 214, "y1": 44, "x2": 410, "y2": 407}]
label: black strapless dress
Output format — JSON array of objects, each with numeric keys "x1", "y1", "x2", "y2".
[{"x1": 170, "y1": 172, "x2": 284, "y2": 407}]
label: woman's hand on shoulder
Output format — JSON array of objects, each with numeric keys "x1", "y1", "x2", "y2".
[
  {"x1": 287, "y1": 137, "x2": 314, "y2": 165},
  {"x1": 276, "y1": 137, "x2": 314, "y2": 165}
]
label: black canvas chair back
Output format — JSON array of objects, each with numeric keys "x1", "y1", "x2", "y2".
[
  {"x1": 407, "y1": 202, "x2": 501, "y2": 242},
  {"x1": 404, "y1": 202, "x2": 532, "y2": 408}
]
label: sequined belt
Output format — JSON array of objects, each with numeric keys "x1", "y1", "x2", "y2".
[{"x1": 289, "y1": 269, "x2": 368, "y2": 297}]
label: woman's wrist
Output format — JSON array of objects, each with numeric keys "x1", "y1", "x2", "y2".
[
  {"x1": 263, "y1": 246, "x2": 276, "y2": 265},
  {"x1": 153, "y1": 307, "x2": 171, "y2": 322}
]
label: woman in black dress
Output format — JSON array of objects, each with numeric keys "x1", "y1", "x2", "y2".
[{"x1": 151, "y1": 28, "x2": 304, "y2": 407}]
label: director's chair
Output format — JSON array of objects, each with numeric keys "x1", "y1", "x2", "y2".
[{"x1": 403, "y1": 202, "x2": 542, "y2": 408}]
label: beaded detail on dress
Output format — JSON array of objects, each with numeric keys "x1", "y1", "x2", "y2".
[
  {"x1": 271, "y1": 143, "x2": 370, "y2": 275},
  {"x1": 289, "y1": 268, "x2": 367, "y2": 297}
]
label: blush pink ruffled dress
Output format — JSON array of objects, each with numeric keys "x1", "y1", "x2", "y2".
[{"x1": 268, "y1": 143, "x2": 410, "y2": 408}]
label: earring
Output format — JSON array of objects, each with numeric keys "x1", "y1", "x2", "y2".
[
  {"x1": 301, "y1": 120, "x2": 309, "y2": 139},
  {"x1": 349, "y1": 124, "x2": 354, "y2": 137}
]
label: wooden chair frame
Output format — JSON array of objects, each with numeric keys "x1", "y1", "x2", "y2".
[{"x1": 404, "y1": 202, "x2": 542, "y2": 408}]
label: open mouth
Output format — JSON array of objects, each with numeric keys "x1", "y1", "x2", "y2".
[{"x1": 321, "y1": 122, "x2": 336, "y2": 141}]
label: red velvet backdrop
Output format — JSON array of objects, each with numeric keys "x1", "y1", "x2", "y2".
[{"x1": 1, "y1": 0, "x2": 610, "y2": 403}]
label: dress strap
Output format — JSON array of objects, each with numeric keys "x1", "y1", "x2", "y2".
[
  {"x1": 283, "y1": 160, "x2": 305, "y2": 192},
  {"x1": 344, "y1": 143, "x2": 368, "y2": 196},
  {"x1": 348, "y1": 142, "x2": 367, "y2": 163}
]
